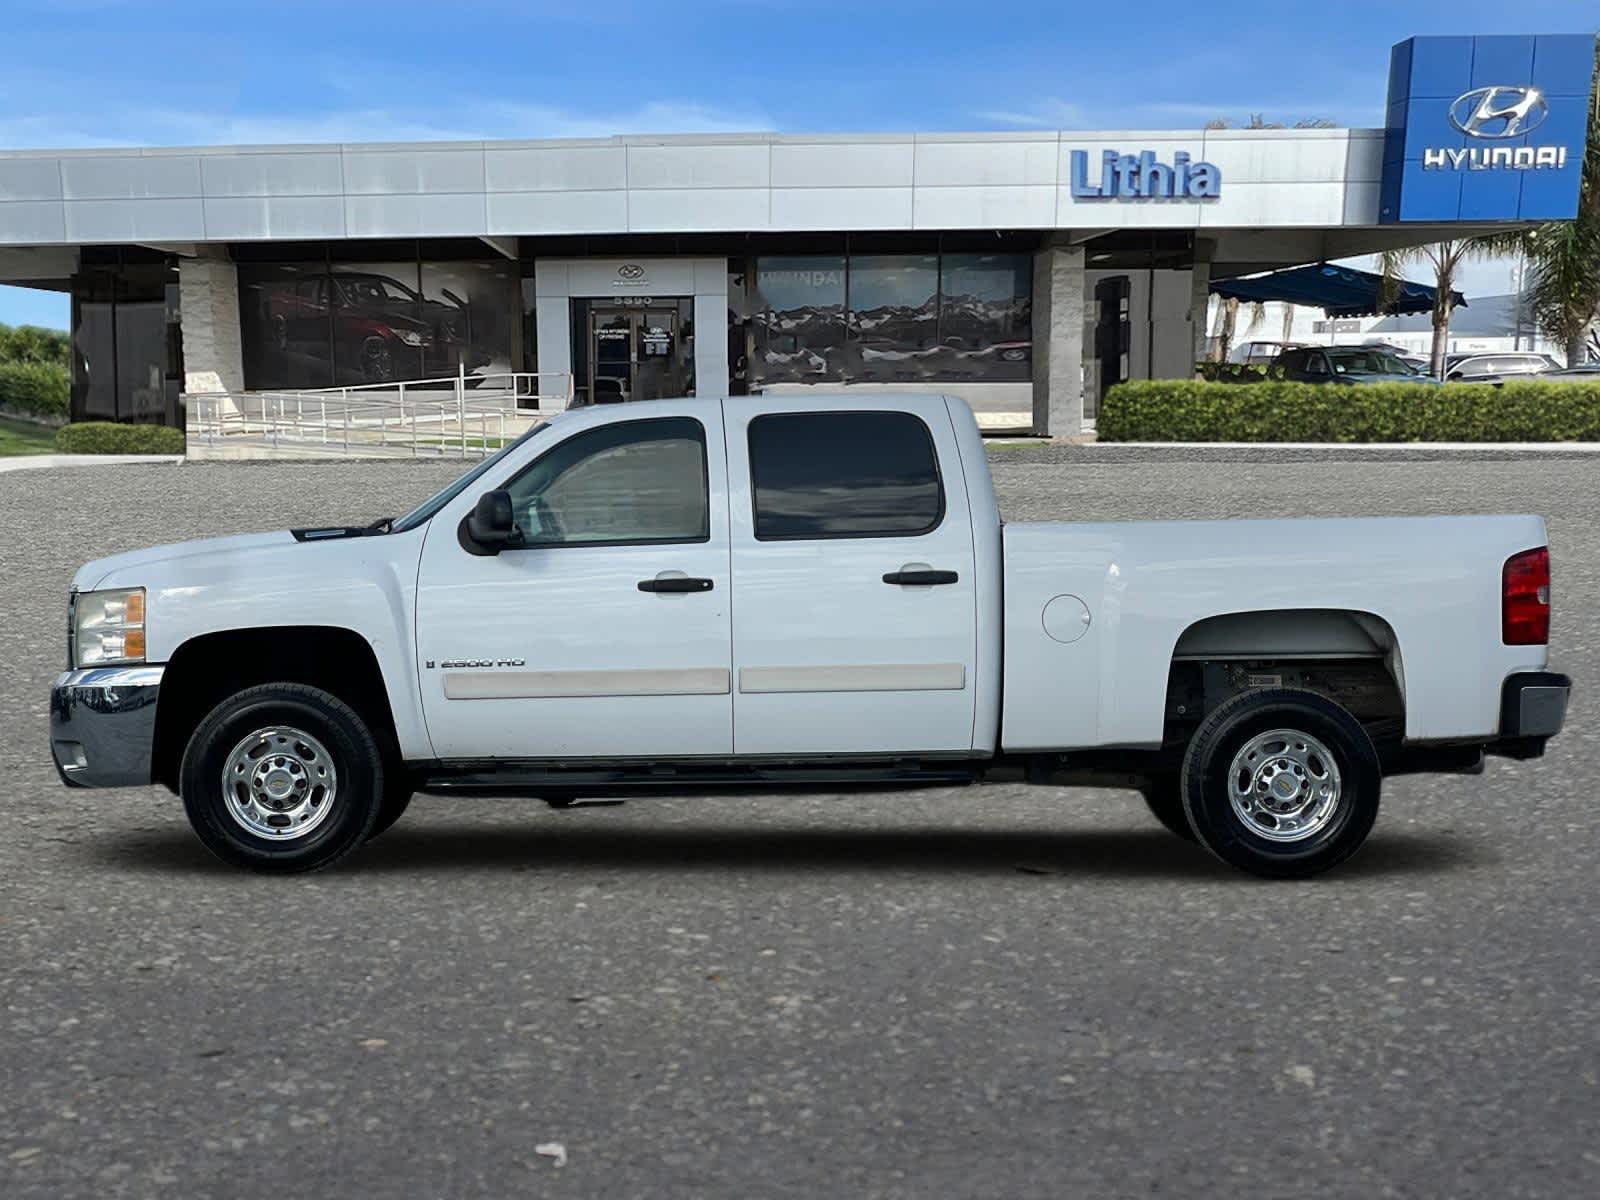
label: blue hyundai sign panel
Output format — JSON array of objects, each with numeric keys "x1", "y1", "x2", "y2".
[{"x1": 1380, "y1": 34, "x2": 1596, "y2": 223}]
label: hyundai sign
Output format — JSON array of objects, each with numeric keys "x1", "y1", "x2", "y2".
[{"x1": 1380, "y1": 35, "x2": 1596, "y2": 223}]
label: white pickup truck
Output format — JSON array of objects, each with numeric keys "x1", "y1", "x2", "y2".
[{"x1": 51, "y1": 394, "x2": 1569, "y2": 877}]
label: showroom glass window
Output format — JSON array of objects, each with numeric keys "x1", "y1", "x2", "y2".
[
  {"x1": 747, "y1": 411, "x2": 943, "y2": 539},
  {"x1": 938, "y1": 253, "x2": 1032, "y2": 382},
  {"x1": 238, "y1": 244, "x2": 518, "y2": 391},
  {"x1": 751, "y1": 256, "x2": 847, "y2": 384},
  {"x1": 503, "y1": 417, "x2": 709, "y2": 547},
  {"x1": 847, "y1": 254, "x2": 938, "y2": 382},
  {"x1": 750, "y1": 249, "x2": 1030, "y2": 385},
  {"x1": 70, "y1": 257, "x2": 182, "y2": 425}
]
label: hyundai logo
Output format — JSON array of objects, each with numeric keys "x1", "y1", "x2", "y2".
[
  {"x1": 617, "y1": 263, "x2": 646, "y2": 280},
  {"x1": 1448, "y1": 86, "x2": 1549, "y2": 139}
]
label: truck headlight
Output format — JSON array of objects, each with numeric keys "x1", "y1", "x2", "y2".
[
  {"x1": 396, "y1": 329, "x2": 427, "y2": 347},
  {"x1": 74, "y1": 587, "x2": 146, "y2": 667}
]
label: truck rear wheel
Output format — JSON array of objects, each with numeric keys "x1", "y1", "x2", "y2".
[
  {"x1": 1181, "y1": 688, "x2": 1381, "y2": 879},
  {"x1": 179, "y1": 684, "x2": 384, "y2": 872}
]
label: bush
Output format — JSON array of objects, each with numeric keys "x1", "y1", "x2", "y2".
[
  {"x1": 1099, "y1": 379, "x2": 1600, "y2": 443},
  {"x1": 55, "y1": 422, "x2": 186, "y2": 455},
  {"x1": 0, "y1": 322, "x2": 70, "y2": 368},
  {"x1": 0, "y1": 361, "x2": 69, "y2": 422}
]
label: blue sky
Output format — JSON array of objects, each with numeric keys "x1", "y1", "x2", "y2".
[{"x1": 2, "y1": 0, "x2": 1597, "y2": 329}]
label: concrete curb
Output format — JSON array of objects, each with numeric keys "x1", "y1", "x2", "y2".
[
  {"x1": 1101, "y1": 441, "x2": 1600, "y2": 452},
  {"x1": 0, "y1": 454, "x2": 185, "y2": 474}
]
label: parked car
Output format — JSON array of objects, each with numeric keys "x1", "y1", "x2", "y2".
[
  {"x1": 1228, "y1": 339, "x2": 1304, "y2": 366},
  {"x1": 1535, "y1": 363, "x2": 1600, "y2": 381},
  {"x1": 51, "y1": 395, "x2": 1568, "y2": 879},
  {"x1": 1352, "y1": 340, "x2": 1430, "y2": 372},
  {"x1": 267, "y1": 271, "x2": 491, "y2": 383},
  {"x1": 1444, "y1": 352, "x2": 1561, "y2": 383},
  {"x1": 1274, "y1": 346, "x2": 1430, "y2": 383}
]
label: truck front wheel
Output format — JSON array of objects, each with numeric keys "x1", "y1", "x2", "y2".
[
  {"x1": 179, "y1": 684, "x2": 384, "y2": 872},
  {"x1": 367, "y1": 781, "x2": 414, "y2": 842},
  {"x1": 1140, "y1": 775, "x2": 1198, "y2": 843},
  {"x1": 1181, "y1": 688, "x2": 1381, "y2": 879}
]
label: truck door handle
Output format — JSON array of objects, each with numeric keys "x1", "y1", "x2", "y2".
[
  {"x1": 882, "y1": 568, "x2": 959, "y2": 586},
  {"x1": 638, "y1": 575, "x2": 714, "y2": 593}
]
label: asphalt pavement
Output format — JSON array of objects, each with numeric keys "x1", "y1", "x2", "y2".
[{"x1": 2, "y1": 448, "x2": 1597, "y2": 1198}]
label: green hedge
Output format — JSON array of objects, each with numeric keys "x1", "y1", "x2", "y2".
[
  {"x1": 55, "y1": 422, "x2": 186, "y2": 455},
  {"x1": 1099, "y1": 379, "x2": 1600, "y2": 443},
  {"x1": 0, "y1": 361, "x2": 69, "y2": 422}
]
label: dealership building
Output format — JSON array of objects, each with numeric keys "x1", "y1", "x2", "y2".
[{"x1": 0, "y1": 34, "x2": 1593, "y2": 438}]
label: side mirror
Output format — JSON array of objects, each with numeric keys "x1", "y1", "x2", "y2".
[{"x1": 466, "y1": 490, "x2": 515, "y2": 551}]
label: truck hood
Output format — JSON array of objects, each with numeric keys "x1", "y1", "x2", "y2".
[{"x1": 72, "y1": 531, "x2": 297, "y2": 592}]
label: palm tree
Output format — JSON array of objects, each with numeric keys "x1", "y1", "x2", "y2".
[
  {"x1": 1378, "y1": 239, "x2": 1502, "y2": 378},
  {"x1": 1210, "y1": 296, "x2": 1239, "y2": 362}
]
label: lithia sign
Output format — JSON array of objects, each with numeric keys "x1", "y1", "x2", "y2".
[{"x1": 1068, "y1": 149, "x2": 1222, "y2": 200}]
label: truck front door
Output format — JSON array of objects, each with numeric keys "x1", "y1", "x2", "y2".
[
  {"x1": 722, "y1": 397, "x2": 978, "y2": 756},
  {"x1": 415, "y1": 403, "x2": 733, "y2": 759}
]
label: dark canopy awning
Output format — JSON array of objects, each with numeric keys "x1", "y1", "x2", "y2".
[{"x1": 1210, "y1": 263, "x2": 1466, "y2": 319}]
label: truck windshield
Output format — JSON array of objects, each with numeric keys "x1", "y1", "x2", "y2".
[{"x1": 391, "y1": 423, "x2": 550, "y2": 533}]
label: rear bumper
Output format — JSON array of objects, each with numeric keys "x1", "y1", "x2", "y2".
[
  {"x1": 50, "y1": 666, "x2": 164, "y2": 788},
  {"x1": 1488, "y1": 670, "x2": 1571, "y2": 760}
]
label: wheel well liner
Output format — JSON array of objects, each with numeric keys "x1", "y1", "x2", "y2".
[
  {"x1": 151, "y1": 626, "x2": 399, "y2": 793},
  {"x1": 1166, "y1": 608, "x2": 1407, "y2": 733}
]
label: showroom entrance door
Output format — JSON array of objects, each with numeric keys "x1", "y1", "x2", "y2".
[{"x1": 587, "y1": 305, "x2": 689, "y2": 403}]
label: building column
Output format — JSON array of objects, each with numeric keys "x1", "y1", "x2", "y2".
[
  {"x1": 532, "y1": 260, "x2": 573, "y2": 409},
  {"x1": 691, "y1": 258, "x2": 730, "y2": 398},
  {"x1": 178, "y1": 257, "x2": 243, "y2": 394},
  {"x1": 1031, "y1": 240, "x2": 1086, "y2": 437}
]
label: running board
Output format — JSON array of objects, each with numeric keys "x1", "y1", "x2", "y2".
[{"x1": 418, "y1": 757, "x2": 979, "y2": 797}]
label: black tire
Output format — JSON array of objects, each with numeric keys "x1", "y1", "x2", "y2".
[
  {"x1": 1140, "y1": 775, "x2": 1198, "y2": 842},
  {"x1": 179, "y1": 684, "x2": 384, "y2": 873},
  {"x1": 1181, "y1": 688, "x2": 1381, "y2": 879},
  {"x1": 367, "y1": 780, "x2": 414, "y2": 841}
]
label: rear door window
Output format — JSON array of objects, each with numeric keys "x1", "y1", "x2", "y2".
[
  {"x1": 1493, "y1": 356, "x2": 1538, "y2": 375},
  {"x1": 747, "y1": 411, "x2": 943, "y2": 540}
]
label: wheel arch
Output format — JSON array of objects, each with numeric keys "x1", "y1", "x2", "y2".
[
  {"x1": 1173, "y1": 607, "x2": 1404, "y2": 688},
  {"x1": 152, "y1": 625, "x2": 400, "y2": 793},
  {"x1": 1164, "y1": 607, "x2": 1407, "y2": 736}
]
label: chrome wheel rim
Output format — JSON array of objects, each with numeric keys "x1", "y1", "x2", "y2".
[
  {"x1": 221, "y1": 725, "x2": 339, "y2": 842},
  {"x1": 1227, "y1": 728, "x2": 1342, "y2": 843}
]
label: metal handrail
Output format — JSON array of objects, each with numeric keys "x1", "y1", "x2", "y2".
[{"x1": 185, "y1": 368, "x2": 569, "y2": 459}]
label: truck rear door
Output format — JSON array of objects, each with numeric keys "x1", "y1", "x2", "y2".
[{"x1": 722, "y1": 396, "x2": 978, "y2": 755}]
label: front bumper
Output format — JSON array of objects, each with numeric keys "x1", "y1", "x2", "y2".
[
  {"x1": 50, "y1": 665, "x2": 164, "y2": 788},
  {"x1": 1488, "y1": 670, "x2": 1571, "y2": 760}
]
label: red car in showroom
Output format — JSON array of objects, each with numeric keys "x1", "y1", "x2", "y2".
[{"x1": 267, "y1": 271, "x2": 490, "y2": 383}]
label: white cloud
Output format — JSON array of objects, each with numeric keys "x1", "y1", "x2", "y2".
[
  {"x1": 0, "y1": 98, "x2": 774, "y2": 150},
  {"x1": 970, "y1": 98, "x2": 1089, "y2": 129}
]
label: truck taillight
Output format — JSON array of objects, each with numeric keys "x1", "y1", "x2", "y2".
[{"x1": 1503, "y1": 547, "x2": 1550, "y2": 645}]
